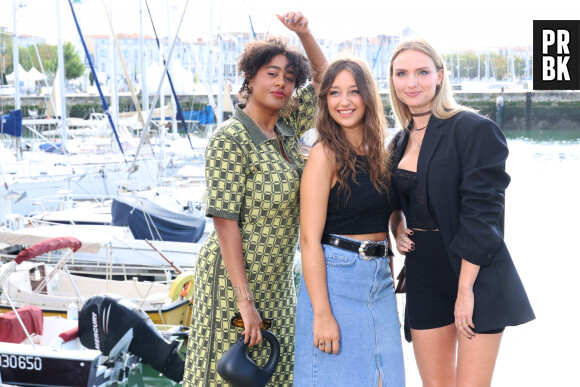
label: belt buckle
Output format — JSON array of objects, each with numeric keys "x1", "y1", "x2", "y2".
[{"x1": 358, "y1": 240, "x2": 374, "y2": 260}]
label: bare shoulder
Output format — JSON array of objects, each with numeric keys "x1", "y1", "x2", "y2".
[
  {"x1": 304, "y1": 143, "x2": 334, "y2": 177},
  {"x1": 307, "y1": 143, "x2": 334, "y2": 164}
]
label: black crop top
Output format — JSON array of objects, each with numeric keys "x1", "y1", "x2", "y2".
[
  {"x1": 393, "y1": 169, "x2": 439, "y2": 230},
  {"x1": 323, "y1": 155, "x2": 395, "y2": 235}
]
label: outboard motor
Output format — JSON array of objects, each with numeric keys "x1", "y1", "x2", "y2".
[{"x1": 78, "y1": 295, "x2": 185, "y2": 383}]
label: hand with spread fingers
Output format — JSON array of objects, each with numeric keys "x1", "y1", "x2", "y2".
[
  {"x1": 455, "y1": 287, "x2": 476, "y2": 339},
  {"x1": 396, "y1": 229, "x2": 415, "y2": 255},
  {"x1": 276, "y1": 11, "x2": 310, "y2": 35},
  {"x1": 312, "y1": 312, "x2": 340, "y2": 355}
]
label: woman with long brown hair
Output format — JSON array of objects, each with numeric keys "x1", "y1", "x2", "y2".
[{"x1": 294, "y1": 57, "x2": 404, "y2": 386}]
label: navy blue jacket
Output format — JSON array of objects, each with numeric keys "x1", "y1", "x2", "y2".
[{"x1": 391, "y1": 110, "x2": 535, "y2": 332}]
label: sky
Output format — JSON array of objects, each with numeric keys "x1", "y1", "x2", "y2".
[{"x1": 1, "y1": 0, "x2": 579, "y2": 52}]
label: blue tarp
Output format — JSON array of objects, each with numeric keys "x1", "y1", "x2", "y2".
[
  {"x1": 39, "y1": 142, "x2": 66, "y2": 154},
  {"x1": 0, "y1": 110, "x2": 23, "y2": 137},
  {"x1": 178, "y1": 106, "x2": 214, "y2": 125},
  {"x1": 111, "y1": 195, "x2": 206, "y2": 243}
]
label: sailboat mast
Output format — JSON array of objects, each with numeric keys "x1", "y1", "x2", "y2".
[
  {"x1": 129, "y1": 0, "x2": 190, "y2": 177},
  {"x1": 109, "y1": 7, "x2": 120, "y2": 136},
  {"x1": 208, "y1": 0, "x2": 214, "y2": 118},
  {"x1": 216, "y1": 0, "x2": 223, "y2": 125},
  {"x1": 11, "y1": 0, "x2": 21, "y2": 160},
  {"x1": 56, "y1": 0, "x2": 68, "y2": 148},
  {"x1": 166, "y1": 1, "x2": 177, "y2": 134},
  {"x1": 12, "y1": 0, "x2": 20, "y2": 112},
  {"x1": 140, "y1": 0, "x2": 149, "y2": 111}
]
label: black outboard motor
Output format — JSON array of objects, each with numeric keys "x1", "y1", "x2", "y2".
[{"x1": 78, "y1": 295, "x2": 185, "y2": 383}]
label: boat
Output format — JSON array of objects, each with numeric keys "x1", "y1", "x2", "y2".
[
  {"x1": 0, "y1": 238, "x2": 138, "y2": 386},
  {"x1": 0, "y1": 236, "x2": 194, "y2": 326},
  {"x1": 0, "y1": 237, "x2": 187, "y2": 386},
  {"x1": 1, "y1": 0, "x2": 212, "y2": 225},
  {"x1": 0, "y1": 308, "x2": 141, "y2": 387},
  {"x1": 0, "y1": 179, "x2": 209, "y2": 272},
  {"x1": 0, "y1": 223, "x2": 202, "y2": 276}
]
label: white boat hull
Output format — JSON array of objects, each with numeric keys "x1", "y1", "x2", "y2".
[{"x1": 0, "y1": 317, "x2": 139, "y2": 387}]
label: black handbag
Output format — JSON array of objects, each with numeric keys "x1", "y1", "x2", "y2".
[{"x1": 217, "y1": 329, "x2": 280, "y2": 387}]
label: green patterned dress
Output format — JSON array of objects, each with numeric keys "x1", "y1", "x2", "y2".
[{"x1": 183, "y1": 85, "x2": 316, "y2": 387}]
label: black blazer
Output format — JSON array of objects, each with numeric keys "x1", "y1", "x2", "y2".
[{"x1": 391, "y1": 111, "x2": 535, "y2": 332}]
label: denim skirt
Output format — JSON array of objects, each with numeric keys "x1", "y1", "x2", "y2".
[{"x1": 294, "y1": 238, "x2": 405, "y2": 386}]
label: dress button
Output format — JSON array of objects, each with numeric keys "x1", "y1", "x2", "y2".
[{"x1": 488, "y1": 253, "x2": 492, "y2": 259}]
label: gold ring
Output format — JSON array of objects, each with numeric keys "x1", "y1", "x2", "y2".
[{"x1": 457, "y1": 322, "x2": 462, "y2": 327}]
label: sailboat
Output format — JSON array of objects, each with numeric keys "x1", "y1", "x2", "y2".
[
  {"x1": 0, "y1": 234, "x2": 194, "y2": 324},
  {"x1": 0, "y1": 20, "x2": 166, "y2": 220}
]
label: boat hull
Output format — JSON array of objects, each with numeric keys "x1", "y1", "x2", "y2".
[
  {"x1": 0, "y1": 298, "x2": 191, "y2": 327},
  {"x1": 0, "y1": 342, "x2": 139, "y2": 387}
]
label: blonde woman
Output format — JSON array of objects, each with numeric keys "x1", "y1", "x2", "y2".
[{"x1": 388, "y1": 38, "x2": 535, "y2": 386}]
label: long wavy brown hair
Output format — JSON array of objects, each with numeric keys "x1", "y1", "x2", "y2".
[{"x1": 315, "y1": 58, "x2": 391, "y2": 197}]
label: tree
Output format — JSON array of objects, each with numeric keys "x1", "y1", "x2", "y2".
[
  {"x1": 45, "y1": 42, "x2": 85, "y2": 80},
  {"x1": 63, "y1": 42, "x2": 85, "y2": 80},
  {"x1": 461, "y1": 53, "x2": 479, "y2": 79},
  {"x1": 1, "y1": 37, "x2": 13, "y2": 75},
  {"x1": 443, "y1": 52, "x2": 517, "y2": 81},
  {"x1": 489, "y1": 53, "x2": 507, "y2": 80},
  {"x1": 18, "y1": 43, "x2": 56, "y2": 73}
]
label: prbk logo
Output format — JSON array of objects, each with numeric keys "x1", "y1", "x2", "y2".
[{"x1": 533, "y1": 20, "x2": 580, "y2": 90}]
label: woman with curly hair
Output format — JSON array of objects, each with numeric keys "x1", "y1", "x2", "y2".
[
  {"x1": 182, "y1": 11, "x2": 327, "y2": 387},
  {"x1": 294, "y1": 58, "x2": 405, "y2": 386}
]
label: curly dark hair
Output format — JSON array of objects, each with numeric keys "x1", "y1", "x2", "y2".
[{"x1": 237, "y1": 37, "x2": 310, "y2": 98}]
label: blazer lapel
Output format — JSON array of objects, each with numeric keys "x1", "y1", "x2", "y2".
[
  {"x1": 417, "y1": 115, "x2": 445, "y2": 200},
  {"x1": 393, "y1": 130, "x2": 409, "y2": 165}
]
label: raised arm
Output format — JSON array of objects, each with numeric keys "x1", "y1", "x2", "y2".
[
  {"x1": 277, "y1": 11, "x2": 328, "y2": 89},
  {"x1": 299, "y1": 143, "x2": 339, "y2": 354}
]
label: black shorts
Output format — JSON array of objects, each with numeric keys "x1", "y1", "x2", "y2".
[{"x1": 405, "y1": 230, "x2": 504, "y2": 334}]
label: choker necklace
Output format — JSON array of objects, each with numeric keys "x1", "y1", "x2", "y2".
[{"x1": 410, "y1": 111, "x2": 431, "y2": 117}]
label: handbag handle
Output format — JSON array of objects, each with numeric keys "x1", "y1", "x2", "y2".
[
  {"x1": 217, "y1": 329, "x2": 281, "y2": 387},
  {"x1": 239, "y1": 329, "x2": 280, "y2": 376}
]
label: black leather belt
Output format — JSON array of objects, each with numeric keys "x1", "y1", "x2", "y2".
[{"x1": 321, "y1": 234, "x2": 393, "y2": 260}]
